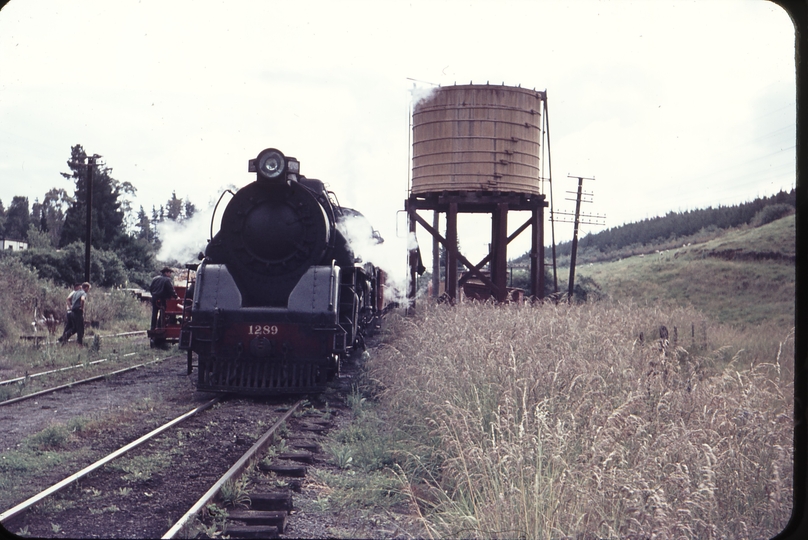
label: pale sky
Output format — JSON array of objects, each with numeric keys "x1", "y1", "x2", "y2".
[{"x1": 0, "y1": 0, "x2": 796, "y2": 282}]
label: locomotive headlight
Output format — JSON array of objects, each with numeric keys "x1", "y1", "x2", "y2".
[{"x1": 254, "y1": 148, "x2": 286, "y2": 180}]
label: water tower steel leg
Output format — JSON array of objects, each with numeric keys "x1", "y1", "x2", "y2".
[{"x1": 446, "y1": 203, "x2": 458, "y2": 300}]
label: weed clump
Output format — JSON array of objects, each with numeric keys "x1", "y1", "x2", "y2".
[{"x1": 28, "y1": 424, "x2": 71, "y2": 450}]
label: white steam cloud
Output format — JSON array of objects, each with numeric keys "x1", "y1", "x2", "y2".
[
  {"x1": 155, "y1": 187, "x2": 233, "y2": 265},
  {"x1": 155, "y1": 196, "x2": 414, "y2": 306},
  {"x1": 337, "y1": 213, "x2": 410, "y2": 305},
  {"x1": 410, "y1": 85, "x2": 438, "y2": 108},
  {"x1": 155, "y1": 205, "x2": 215, "y2": 265}
]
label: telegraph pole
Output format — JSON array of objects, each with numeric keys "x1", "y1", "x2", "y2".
[
  {"x1": 553, "y1": 175, "x2": 605, "y2": 302},
  {"x1": 84, "y1": 156, "x2": 94, "y2": 283},
  {"x1": 567, "y1": 176, "x2": 588, "y2": 299},
  {"x1": 84, "y1": 154, "x2": 101, "y2": 283}
]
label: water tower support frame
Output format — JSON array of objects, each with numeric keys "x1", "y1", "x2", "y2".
[{"x1": 406, "y1": 191, "x2": 547, "y2": 304}]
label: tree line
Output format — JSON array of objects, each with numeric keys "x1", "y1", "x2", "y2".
[
  {"x1": 505, "y1": 188, "x2": 796, "y2": 270},
  {"x1": 0, "y1": 144, "x2": 197, "y2": 288},
  {"x1": 551, "y1": 189, "x2": 796, "y2": 260}
]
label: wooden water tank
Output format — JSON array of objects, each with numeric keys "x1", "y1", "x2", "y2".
[{"x1": 411, "y1": 84, "x2": 544, "y2": 195}]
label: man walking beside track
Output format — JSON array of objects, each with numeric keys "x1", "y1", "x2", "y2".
[
  {"x1": 58, "y1": 283, "x2": 81, "y2": 342},
  {"x1": 150, "y1": 267, "x2": 178, "y2": 330},
  {"x1": 58, "y1": 282, "x2": 91, "y2": 345}
]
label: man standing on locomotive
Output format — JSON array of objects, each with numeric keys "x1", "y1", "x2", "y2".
[{"x1": 150, "y1": 267, "x2": 178, "y2": 330}]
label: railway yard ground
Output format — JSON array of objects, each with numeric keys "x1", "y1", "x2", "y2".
[{"x1": 0, "y1": 338, "x2": 428, "y2": 539}]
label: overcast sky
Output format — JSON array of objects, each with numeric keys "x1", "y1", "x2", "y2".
[{"x1": 0, "y1": 0, "x2": 796, "y2": 282}]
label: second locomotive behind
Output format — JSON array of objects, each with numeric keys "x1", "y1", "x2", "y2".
[{"x1": 180, "y1": 148, "x2": 384, "y2": 394}]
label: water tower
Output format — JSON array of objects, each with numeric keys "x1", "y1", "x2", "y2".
[{"x1": 406, "y1": 83, "x2": 549, "y2": 302}]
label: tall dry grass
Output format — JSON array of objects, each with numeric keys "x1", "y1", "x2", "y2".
[{"x1": 368, "y1": 301, "x2": 793, "y2": 539}]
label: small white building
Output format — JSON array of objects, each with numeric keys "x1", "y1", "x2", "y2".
[{"x1": 1, "y1": 238, "x2": 28, "y2": 251}]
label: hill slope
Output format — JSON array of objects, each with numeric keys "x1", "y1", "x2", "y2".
[{"x1": 575, "y1": 215, "x2": 795, "y2": 328}]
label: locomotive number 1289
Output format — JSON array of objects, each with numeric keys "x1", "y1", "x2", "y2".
[{"x1": 248, "y1": 325, "x2": 279, "y2": 336}]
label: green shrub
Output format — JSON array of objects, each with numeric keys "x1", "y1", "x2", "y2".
[
  {"x1": 0, "y1": 258, "x2": 65, "y2": 340},
  {"x1": 18, "y1": 242, "x2": 127, "y2": 287},
  {"x1": 28, "y1": 425, "x2": 70, "y2": 450},
  {"x1": 750, "y1": 203, "x2": 794, "y2": 227},
  {"x1": 87, "y1": 289, "x2": 148, "y2": 329},
  {"x1": 0, "y1": 256, "x2": 147, "y2": 341}
]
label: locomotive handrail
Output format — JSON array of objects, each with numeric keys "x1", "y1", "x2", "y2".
[
  {"x1": 209, "y1": 189, "x2": 235, "y2": 242},
  {"x1": 329, "y1": 259, "x2": 336, "y2": 311}
]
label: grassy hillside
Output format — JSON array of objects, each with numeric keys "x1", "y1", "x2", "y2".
[{"x1": 574, "y1": 215, "x2": 795, "y2": 328}]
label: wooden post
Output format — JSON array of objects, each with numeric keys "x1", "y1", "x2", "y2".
[
  {"x1": 567, "y1": 176, "x2": 584, "y2": 301},
  {"x1": 492, "y1": 203, "x2": 508, "y2": 302},
  {"x1": 531, "y1": 204, "x2": 545, "y2": 299},
  {"x1": 432, "y1": 210, "x2": 440, "y2": 298},
  {"x1": 84, "y1": 156, "x2": 94, "y2": 283},
  {"x1": 446, "y1": 203, "x2": 458, "y2": 300}
]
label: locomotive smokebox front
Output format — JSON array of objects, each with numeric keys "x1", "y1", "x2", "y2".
[{"x1": 205, "y1": 149, "x2": 334, "y2": 306}]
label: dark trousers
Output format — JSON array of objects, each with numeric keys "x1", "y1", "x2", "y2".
[
  {"x1": 73, "y1": 309, "x2": 85, "y2": 345},
  {"x1": 61, "y1": 311, "x2": 74, "y2": 337},
  {"x1": 151, "y1": 300, "x2": 165, "y2": 330},
  {"x1": 59, "y1": 309, "x2": 84, "y2": 344}
]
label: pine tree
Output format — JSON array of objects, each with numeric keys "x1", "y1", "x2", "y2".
[
  {"x1": 135, "y1": 205, "x2": 152, "y2": 242},
  {"x1": 5, "y1": 196, "x2": 31, "y2": 241},
  {"x1": 184, "y1": 198, "x2": 196, "y2": 220},
  {"x1": 59, "y1": 145, "x2": 130, "y2": 250},
  {"x1": 166, "y1": 191, "x2": 183, "y2": 221}
]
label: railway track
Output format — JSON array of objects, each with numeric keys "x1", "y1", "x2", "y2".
[
  {"x1": 0, "y1": 355, "x2": 174, "y2": 407},
  {"x1": 0, "y1": 332, "x2": 159, "y2": 405},
  {"x1": 1, "y1": 337, "x2": 413, "y2": 538},
  {"x1": 1, "y1": 329, "x2": 151, "y2": 389},
  {"x1": 1, "y1": 396, "x2": 319, "y2": 538}
]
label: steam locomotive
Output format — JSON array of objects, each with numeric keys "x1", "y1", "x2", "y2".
[{"x1": 179, "y1": 148, "x2": 385, "y2": 394}]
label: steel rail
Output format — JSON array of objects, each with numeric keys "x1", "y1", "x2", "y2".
[
  {"x1": 0, "y1": 353, "x2": 138, "y2": 387},
  {"x1": 19, "y1": 330, "x2": 147, "y2": 343},
  {"x1": 0, "y1": 355, "x2": 177, "y2": 407},
  {"x1": 101, "y1": 331, "x2": 147, "y2": 338},
  {"x1": 162, "y1": 399, "x2": 305, "y2": 539},
  {"x1": 0, "y1": 396, "x2": 222, "y2": 524}
]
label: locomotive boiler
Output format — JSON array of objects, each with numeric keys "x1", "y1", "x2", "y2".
[{"x1": 179, "y1": 148, "x2": 384, "y2": 394}]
